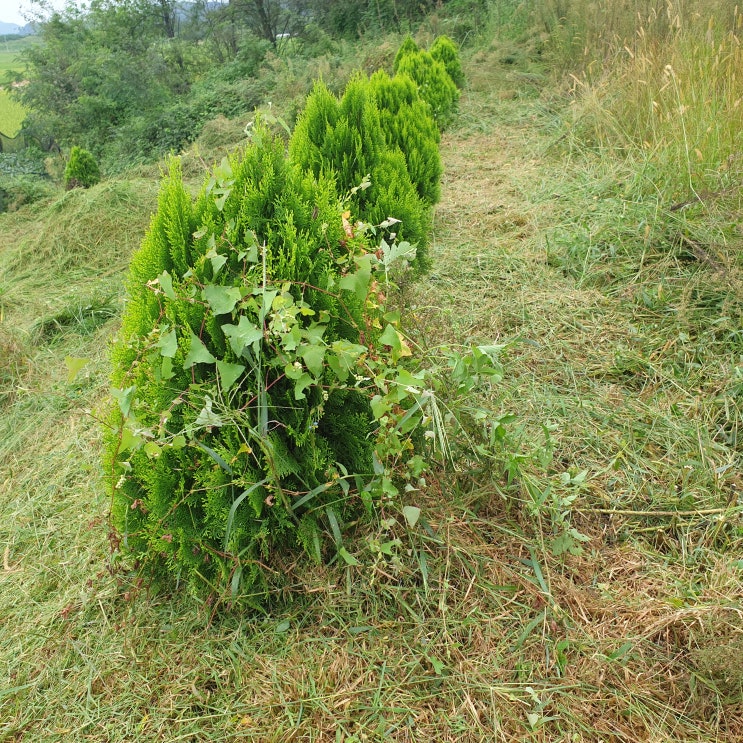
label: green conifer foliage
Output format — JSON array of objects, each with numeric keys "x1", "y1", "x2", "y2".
[
  {"x1": 369, "y1": 70, "x2": 441, "y2": 206},
  {"x1": 430, "y1": 35, "x2": 466, "y2": 89},
  {"x1": 393, "y1": 34, "x2": 419, "y2": 74},
  {"x1": 106, "y1": 132, "x2": 377, "y2": 605},
  {"x1": 64, "y1": 146, "x2": 101, "y2": 189},
  {"x1": 395, "y1": 50, "x2": 460, "y2": 129},
  {"x1": 289, "y1": 77, "x2": 430, "y2": 270}
]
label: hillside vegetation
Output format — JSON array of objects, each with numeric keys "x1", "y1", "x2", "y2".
[{"x1": 0, "y1": 1, "x2": 741, "y2": 740}]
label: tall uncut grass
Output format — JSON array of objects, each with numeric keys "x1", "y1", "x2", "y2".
[{"x1": 543, "y1": 0, "x2": 743, "y2": 198}]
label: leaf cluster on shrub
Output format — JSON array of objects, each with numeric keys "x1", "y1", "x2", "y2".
[{"x1": 106, "y1": 36, "x2": 483, "y2": 608}]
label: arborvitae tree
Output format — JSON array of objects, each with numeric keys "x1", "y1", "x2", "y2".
[
  {"x1": 64, "y1": 146, "x2": 101, "y2": 189},
  {"x1": 395, "y1": 49, "x2": 460, "y2": 129},
  {"x1": 393, "y1": 34, "x2": 419, "y2": 74},
  {"x1": 430, "y1": 35, "x2": 465, "y2": 89},
  {"x1": 369, "y1": 69, "x2": 442, "y2": 206},
  {"x1": 289, "y1": 76, "x2": 430, "y2": 270},
  {"x1": 106, "y1": 133, "x2": 377, "y2": 605}
]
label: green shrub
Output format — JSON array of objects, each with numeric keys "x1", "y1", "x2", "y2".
[
  {"x1": 430, "y1": 35, "x2": 465, "y2": 89},
  {"x1": 64, "y1": 146, "x2": 101, "y2": 189},
  {"x1": 393, "y1": 34, "x2": 419, "y2": 73},
  {"x1": 369, "y1": 69, "x2": 442, "y2": 206},
  {"x1": 395, "y1": 49, "x2": 460, "y2": 129},
  {"x1": 0, "y1": 176, "x2": 56, "y2": 212},
  {"x1": 289, "y1": 76, "x2": 430, "y2": 270},
  {"x1": 106, "y1": 133, "x2": 380, "y2": 605}
]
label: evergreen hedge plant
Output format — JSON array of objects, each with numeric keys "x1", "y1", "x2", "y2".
[
  {"x1": 64, "y1": 146, "x2": 101, "y2": 189},
  {"x1": 395, "y1": 49, "x2": 459, "y2": 129},
  {"x1": 368, "y1": 69, "x2": 442, "y2": 206},
  {"x1": 289, "y1": 76, "x2": 430, "y2": 270},
  {"x1": 430, "y1": 35, "x2": 466, "y2": 89},
  {"x1": 106, "y1": 131, "x2": 385, "y2": 605},
  {"x1": 393, "y1": 34, "x2": 419, "y2": 73}
]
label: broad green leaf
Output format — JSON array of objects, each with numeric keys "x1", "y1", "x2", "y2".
[
  {"x1": 160, "y1": 356, "x2": 174, "y2": 381},
  {"x1": 293, "y1": 373, "x2": 313, "y2": 400},
  {"x1": 194, "y1": 396, "x2": 223, "y2": 428},
  {"x1": 395, "y1": 368, "x2": 425, "y2": 388},
  {"x1": 112, "y1": 385, "x2": 137, "y2": 418},
  {"x1": 379, "y1": 324, "x2": 412, "y2": 362},
  {"x1": 143, "y1": 441, "x2": 161, "y2": 459},
  {"x1": 183, "y1": 332, "x2": 216, "y2": 368},
  {"x1": 299, "y1": 343, "x2": 325, "y2": 378},
  {"x1": 275, "y1": 620, "x2": 291, "y2": 634},
  {"x1": 217, "y1": 360, "x2": 245, "y2": 392},
  {"x1": 209, "y1": 252, "x2": 227, "y2": 278},
  {"x1": 204, "y1": 284, "x2": 242, "y2": 315},
  {"x1": 259, "y1": 289, "x2": 278, "y2": 323},
  {"x1": 157, "y1": 271, "x2": 176, "y2": 300},
  {"x1": 379, "y1": 323, "x2": 401, "y2": 350},
  {"x1": 65, "y1": 356, "x2": 89, "y2": 383},
  {"x1": 171, "y1": 434, "x2": 187, "y2": 450},
  {"x1": 284, "y1": 362, "x2": 304, "y2": 380},
  {"x1": 402, "y1": 505, "x2": 421, "y2": 528},
  {"x1": 339, "y1": 254, "x2": 372, "y2": 301},
  {"x1": 370, "y1": 395, "x2": 390, "y2": 419},
  {"x1": 382, "y1": 239, "x2": 416, "y2": 268},
  {"x1": 222, "y1": 317, "x2": 263, "y2": 357},
  {"x1": 119, "y1": 424, "x2": 143, "y2": 453},
  {"x1": 157, "y1": 328, "x2": 178, "y2": 358}
]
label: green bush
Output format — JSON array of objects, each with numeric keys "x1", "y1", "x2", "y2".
[
  {"x1": 64, "y1": 146, "x2": 101, "y2": 189},
  {"x1": 430, "y1": 35, "x2": 465, "y2": 89},
  {"x1": 106, "y1": 133, "x2": 380, "y2": 605},
  {"x1": 392, "y1": 34, "x2": 419, "y2": 73},
  {"x1": 289, "y1": 76, "x2": 430, "y2": 270},
  {"x1": 369, "y1": 69, "x2": 442, "y2": 206},
  {"x1": 395, "y1": 49, "x2": 460, "y2": 129},
  {"x1": 0, "y1": 176, "x2": 57, "y2": 212}
]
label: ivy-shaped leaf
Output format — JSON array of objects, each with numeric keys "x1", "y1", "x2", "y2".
[
  {"x1": 194, "y1": 396, "x2": 224, "y2": 428},
  {"x1": 217, "y1": 360, "x2": 245, "y2": 392},
  {"x1": 183, "y1": 332, "x2": 217, "y2": 368},
  {"x1": 157, "y1": 328, "x2": 178, "y2": 358},
  {"x1": 293, "y1": 373, "x2": 313, "y2": 400},
  {"x1": 222, "y1": 317, "x2": 263, "y2": 357},
  {"x1": 339, "y1": 254, "x2": 372, "y2": 301},
  {"x1": 299, "y1": 343, "x2": 326, "y2": 378},
  {"x1": 204, "y1": 284, "x2": 242, "y2": 316},
  {"x1": 157, "y1": 271, "x2": 176, "y2": 300},
  {"x1": 112, "y1": 385, "x2": 137, "y2": 418}
]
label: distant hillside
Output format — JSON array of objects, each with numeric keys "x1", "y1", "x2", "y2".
[{"x1": 0, "y1": 22, "x2": 34, "y2": 36}]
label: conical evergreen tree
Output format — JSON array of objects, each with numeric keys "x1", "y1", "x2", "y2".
[
  {"x1": 431, "y1": 35, "x2": 466, "y2": 89},
  {"x1": 106, "y1": 132, "x2": 375, "y2": 605},
  {"x1": 290, "y1": 76, "x2": 430, "y2": 269},
  {"x1": 396, "y1": 49, "x2": 460, "y2": 129},
  {"x1": 369, "y1": 69, "x2": 442, "y2": 206}
]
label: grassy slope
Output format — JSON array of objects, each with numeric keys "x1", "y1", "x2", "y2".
[{"x1": 1, "y1": 49, "x2": 741, "y2": 743}]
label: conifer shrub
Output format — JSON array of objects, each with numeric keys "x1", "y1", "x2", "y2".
[
  {"x1": 393, "y1": 34, "x2": 419, "y2": 74},
  {"x1": 395, "y1": 49, "x2": 460, "y2": 129},
  {"x1": 106, "y1": 132, "x2": 380, "y2": 605},
  {"x1": 430, "y1": 35, "x2": 466, "y2": 89},
  {"x1": 368, "y1": 69, "x2": 442, "y2": 206},
  {"x1": 289, "y1": 76, "x2": 430, "y2": 270},
  {"x1": 64, "y1": 146, "x2": 101, "y2": 190}
]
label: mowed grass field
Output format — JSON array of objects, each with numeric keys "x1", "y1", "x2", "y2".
[{"x1": 0, "y1": 3, "x2": 741, "y2": 740}]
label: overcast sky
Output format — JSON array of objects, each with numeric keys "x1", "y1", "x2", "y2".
[{"x1": 1, "y1": 1, "x2": 71, "y2": 26}]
